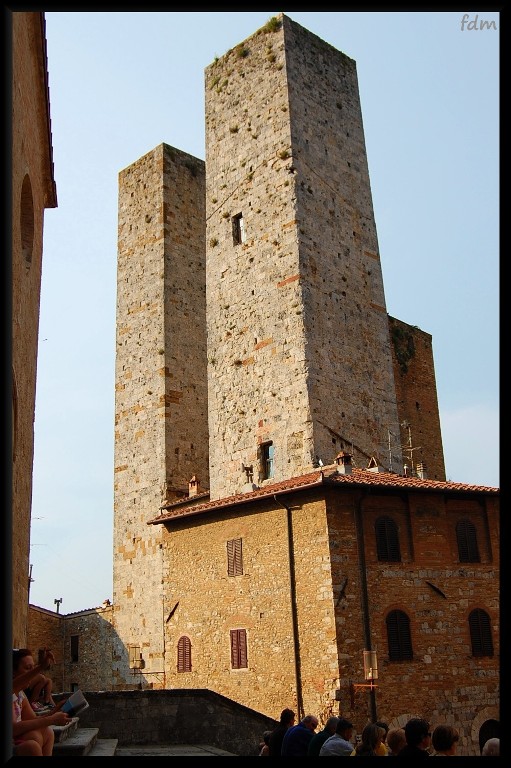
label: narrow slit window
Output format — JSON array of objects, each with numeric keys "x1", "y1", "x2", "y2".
[
  {"x1": 70, "y1": 635, "x2": 79, "y2": 663},
  {"x1": 232, "y1": 213, "x2": 246, "y2": 245},
  {"x1": 261, "y1": 442, "x2": 274, "y2": 480}
]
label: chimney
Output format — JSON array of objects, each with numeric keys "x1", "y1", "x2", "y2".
[
  {"x1": 335, "y1": 451, "x2": 352, "y2": 475},
  {"x1": 416, "y1": 462, "x2": 427, "y2": 479},
  {"x1": 366, "y1": 456, "x2": 385, "y2": 473},
  {"x1": 189, "y1": 475, "x2": 200, "y2": 497}
]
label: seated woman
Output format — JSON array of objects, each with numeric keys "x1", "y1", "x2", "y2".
[
  {"x1": 13, "y1": 648, "x2": 71, "y2": 756},
  {"x1": 14, "y1": 648, "x2": 56, "y2": 709}
]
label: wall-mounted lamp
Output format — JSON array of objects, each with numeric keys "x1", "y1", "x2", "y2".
[{"x1": 350, "y1": 650, "x2": 378, "y2": 708}]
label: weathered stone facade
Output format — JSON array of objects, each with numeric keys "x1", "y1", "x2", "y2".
[
  {"x1": 147, "y1": 473, "x2": 499, "y2": 755},
  {"x1": 11, "y1": 11, "x2": 57, "y2": 648},
  {"x1": 28, "y1": 603, "x2": 115, "y2": 692},
  {"x1": 112, "y1": 144, "x2": 208, "y2": 687},
  {"x1": 205, "y1": 15, "x2": 404, "y2": 499},
  {"x1": 22, "y1": 13, "x2": 498, "y2": 759}
]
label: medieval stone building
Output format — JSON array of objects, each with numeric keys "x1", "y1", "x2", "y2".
[
  {"x1": 107, "y1": 14, "x2": 498, "y2": 753},
  {"x1": 24, "y1": 14, "x2": 498, "y2": 755},
  {"x1": 11, "y1": 11, "x2": 57, "y2": 648}
]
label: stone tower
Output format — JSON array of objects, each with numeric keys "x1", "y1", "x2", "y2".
[
  {"x1": 112, "y1": 144, "x2": 208, "y2": 684},
  {"x1": 205, "y1": 14, "x2": 404, "y2": 500}
]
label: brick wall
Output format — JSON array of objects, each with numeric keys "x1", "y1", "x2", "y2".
[
  {"x1": 389, "y1": 316, "x2": 446, "y2": 480},
  {"x1": 12, "y1": 12, "x2": 57, "y2": 648}
]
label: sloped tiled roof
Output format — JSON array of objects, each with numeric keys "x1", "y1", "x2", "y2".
[{"x1": 148, "y1": 466, "x2": 498, "y2": 525}]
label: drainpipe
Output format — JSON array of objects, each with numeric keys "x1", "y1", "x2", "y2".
[
  {"x1": 354, "y1": 491, "x2": 377, "y2": 722},
  {"x1": 274, "y1": 495, "x2": 304, "y2": 720}
]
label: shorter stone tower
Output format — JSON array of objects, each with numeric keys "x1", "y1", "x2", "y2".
[{"x1": 112, "y1": 143, "x2": 208, "y2": 685}]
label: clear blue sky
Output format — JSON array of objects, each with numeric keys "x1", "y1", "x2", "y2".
[{"x1": 29, "y1": 11, "x2": 499, "y2": 614}]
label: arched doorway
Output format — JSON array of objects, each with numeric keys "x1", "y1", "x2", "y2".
[{"x1": 479, "y1": 719, "x2": 499, "y2": 754}]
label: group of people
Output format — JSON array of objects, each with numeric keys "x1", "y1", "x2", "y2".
[
  {"x1": 259, "y1": 710, "x2": 500, "y2": 757},
  {"x1": 12, "y1": 647, "x2": 72, "y2": 756}
]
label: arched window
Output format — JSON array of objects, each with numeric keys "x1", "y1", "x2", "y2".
[
  {"x1": 469, "y1": 609, "x2": 493, "y2": 657},
  {"x1": 375, "y1": 516, "x2": 401, "y2": 561},
  {"x1": 177, "y1": 636, "x2": 192, "y2": 672},
  {"x1": 20, "y1": 174, "x2": 34, "y2": 267},
  {"x1": 456, "y1": 519, "x2": 480, "y2": 562},
  {"x1": 386, "y1": 610, "x2": 413, "y2": 661}
]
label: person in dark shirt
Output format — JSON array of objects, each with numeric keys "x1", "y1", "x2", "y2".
[
  {"x1": 307, "y1": 716, "x2": 340, "y2": 756},
  {"x1": 268, "y1": 708, "x2": 295, "y2": 756},
  {"x1": 281, "y1": 714, "x2": 319, "y2": 756},
  {"x1": 397, "y1": 717, "x2": 431, "y2": 759}
]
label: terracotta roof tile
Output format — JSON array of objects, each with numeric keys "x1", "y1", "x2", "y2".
[{"x1": 148, "y1": 466, "x2": 498, "y2": 525}]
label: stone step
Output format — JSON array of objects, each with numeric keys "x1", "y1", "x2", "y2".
[
  {"x1": 51, "y1": 717, "x2": 80, "y2": 743},
  {"x1": 87, "y1": 738, "x2": 118, "y2": 756},
  {"x1": 52, "y1": 727, "x2": 99, "y2": 757}
]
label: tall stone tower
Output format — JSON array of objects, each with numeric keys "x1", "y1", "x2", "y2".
[
  {"x1": 205, "y1": 15, "x2": 404, "y2": 500},
  {"x1": 112, "y1": 144, "x2": 208, "y2": 684}
]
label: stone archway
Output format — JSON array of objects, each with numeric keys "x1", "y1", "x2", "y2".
[{"x1": 471, "y1": 706, "x2": 499, "y2": 755}]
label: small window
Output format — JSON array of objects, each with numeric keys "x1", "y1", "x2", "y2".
[
  {"x1": 70, "y1": 635, "x2": 79, "y2": 663},
  {"x1": 230, "y1": 629, "x2": 248, "y2": 669},
  {"x1": 375, "y1": 516, "x2": 401, "y2": 562},
  {"x1": 232, "y1": 213, "x2": 246, "y2": 245},
  {"x1": 456, "y1": 519, "x2": 480, "y2": 562},
  {"x1": 177, "y1": 636, "x2": 192, "y2": 672},
  {"x1": 469, "y1": 609, "x2": 494, "y2": 657},
  {"x1": 227, "y1": 538, "x2": 243, "y2": 576},
  {"x1": 71, "y1": 682, "x2": 79, "y2": 692},
  {"x1": 129, "y1": 645, "x2": 144, "y2": 669},
  {"x1": 386, "y1": 610, "x2": 413, "y2": 661},
  {"x1": 261, "y1": 442, "x2": 274, "y2": 480}
]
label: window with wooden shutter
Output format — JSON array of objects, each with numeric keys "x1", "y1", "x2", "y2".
[
  {"x1": 227, "y1": 538, "x2": 243, "y2": 576},
  {"x1": 230, "y1": 629, "x2": 248, "y2": 669},
  {"x1": 177, "y1": 635, "x2": 192, "y2": 672},
  {"x1": 456, "y1": 519, "x2": 480, "y2": 563},
  {"x1": 469, "y1": 609, "x2": 493, "y2": 657},
  {"x1": 375, "y1": 516, "x2": 401, "y2": 562},
  {"x1": 386, "y1": 610, "x2": 413, "y2": 661}
]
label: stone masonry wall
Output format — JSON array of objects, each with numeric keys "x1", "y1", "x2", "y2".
[
  {"x1": 159, "y1": 492, "x2": 340, "y2": 723},
  {"x1": 154, "y1": 484, "x2": 498, "y2": 754},
  {"x1": 113, "y1": 144, "x2": 207, "y2": 687},
  {"x1": 12, "y1": 13, "x2": 56, "y2": 648},
  {"x1": 56, "y1": 689, "x2": 277, "y2": 755},
  {"x1": 205, "y1": 15, "x2": 403, "y2": 500},
  {"x1": 28, "y1": 604, "x2": 115, "y2": 693}
]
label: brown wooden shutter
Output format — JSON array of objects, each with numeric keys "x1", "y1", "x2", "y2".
[
  {"x1": 375, "y1": 516, "x2": 401, "y2": 562},
  {"x1": 469, "y1": 609, "x2": 493, "y2": 657},
  {"x1": 177, "y1": 635, "x2": 192, "y2": 672},
  {"x1": 457, "y1": 519, "x2": 480, "y2": 563},
  {"x1": 386, "y1": 610, "x2": 413, "y2": 661},
  {"x1": 227, "y1": 538, "x2": 243, "y2": 576},
  {"x1": 230, "y1": 628, "x2": 248, "y2": 668}
]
